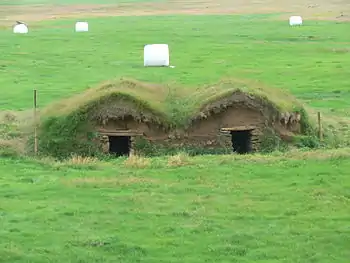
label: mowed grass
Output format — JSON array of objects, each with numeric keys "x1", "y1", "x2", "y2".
[
  {"x1": 0, "y1": 15, "x2": 349, "y2": 115},
  {"x1": 0, "y1": 153, "x2": 350, "y2": 262}
]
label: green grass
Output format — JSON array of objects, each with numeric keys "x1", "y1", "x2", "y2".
[
  {"x1": 1, "y1": 10, "x2": 350, "y2": 262},
  {"x1": 1, "y1": 151, "x2": 350, "y2": 262},
  {"x1": 0, "y1": 15, "x2": 349, "y2": 117}
]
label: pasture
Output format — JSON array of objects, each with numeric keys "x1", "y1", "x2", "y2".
[
  {"x1": 0, "y1": 0, "x2": 350, "y2": 262},
  {"x1": 1, "y1": 151, "x2": 350, "y2": 262},
  {"x1": 0, "y1": 1, "x2": 349, "y2": 115}
]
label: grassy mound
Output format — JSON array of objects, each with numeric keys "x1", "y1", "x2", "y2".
[
  {"x1": 183, "y1": 79, "x2": 309, "y2": 128},
  {"x1": 37, "y1": 78, "x2": 315, "y2": 158},
  {"x1": 42, "y1": 78, "x2": 170, "y2": 123},
  {"x1": 37, "y1": 78, "x2": 172, "y2": 158}
]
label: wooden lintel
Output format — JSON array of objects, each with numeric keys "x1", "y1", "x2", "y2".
[
  {"x1": 98, "y1": 129, "x2": 144, "y2": 136},
  {"x1": 220, "y1": 126, "x2": 256, "y2": 132}
]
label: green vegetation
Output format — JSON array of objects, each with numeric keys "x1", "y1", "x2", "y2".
[{"x1": 1, "y1": 151, "x2": 350, "y2": 262}]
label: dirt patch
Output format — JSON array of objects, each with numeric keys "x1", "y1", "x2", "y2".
[
  {"x1": 1, "y1": 0, "x2": 349, "y2": 26},
  {"x1": 188, "y1": 90, "x2": 282, "y2": 131},
  {"x1": 188, "y1": 107, "x2": 263, "y2": 136},
  {"x1": 92, "y1": 100, "x2": 169, "y2": 136},
  {"x1": 99, "y1": 118, "x2": 168, "y2": 139}
]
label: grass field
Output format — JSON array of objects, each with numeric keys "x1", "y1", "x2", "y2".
[
  {"x1": 1, "y1": 1, "x2": 350, "y2": 262},
  {"x1": 1, "y1": 151, "x2": 350, "y2": 262},
  {"x1": 1, "y1": 15, "x2": 350, "y2": 115}
]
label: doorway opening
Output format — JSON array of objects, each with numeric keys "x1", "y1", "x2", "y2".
[
  {"x1": 221, "y1": 126, "x2": 254, "y2": 154},
  {"x1": 108, "y1": 136, "x2": 131, "y2": 157},
  {"x1": 231, "y1": 130, "x2": 252, "y2": 154},
  {"x1": 99, "y1": 129, "x2": 143, "y2": 158}
]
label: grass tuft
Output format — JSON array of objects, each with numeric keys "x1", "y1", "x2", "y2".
[
  {"x1": 124, "y1": 155, "x2": 151, "y2": 168},
  {"x1": 0, "y1": 138, "x2": 25, "y2": 157},
  {"x1": 167, "y1": 152, "x2": 191, "y2": 167},
  {"x1": 65, "y1": 154, "x2": 98, "y2": 165}
]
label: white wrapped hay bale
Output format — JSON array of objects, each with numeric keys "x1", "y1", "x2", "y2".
[
  {"x1": 13, "y1": 24, "x2": 28, "y2": 34},
  {"x1": 144, "y1": 44, "x2": 170, "y2": 67},
  {"x1": 289, "y1": 16, "x2": 303, "y2": 26},
  {"x1": 75, "y1": 22, "x2": 89, "y2": 32}
]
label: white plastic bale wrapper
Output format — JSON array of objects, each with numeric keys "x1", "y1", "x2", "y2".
[
  {"x1": 289, "y1": 16, "x2": 303, "y2": 26},
  {"x1": 75, "y1": 22, "x2": 89, "y2": 32},
  {"x1": 144, "y1": 44, "x2": 170, "y2": 67},
  {"x1": 13, "y1": 24, "x2": 29, "y2": 34}
]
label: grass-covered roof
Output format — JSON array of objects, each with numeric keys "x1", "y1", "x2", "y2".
[
  {"x1": 42, "y1": 77, "x2": 304, "y2": 127},
  {"x1": 42, "y1": 78, "x2": 171, "y2": 126},
  {"x1": 182, "y1": 79, "x2": 303, "y2": 123}
]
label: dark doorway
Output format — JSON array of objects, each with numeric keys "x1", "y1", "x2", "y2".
[
  {"x1": 231, "y1": 130, "x2": 252, "y2": 154},
  {"x1": 108, "y1": 136, "x2": 131, "y2": 157}
]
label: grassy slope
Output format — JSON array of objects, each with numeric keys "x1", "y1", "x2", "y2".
[
  {"x1": 0, "y1": 15, "x2": 349, "y2": 117},
  {"x1": 1, "y1": 152, "x2": 350, "y2": 262}
]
